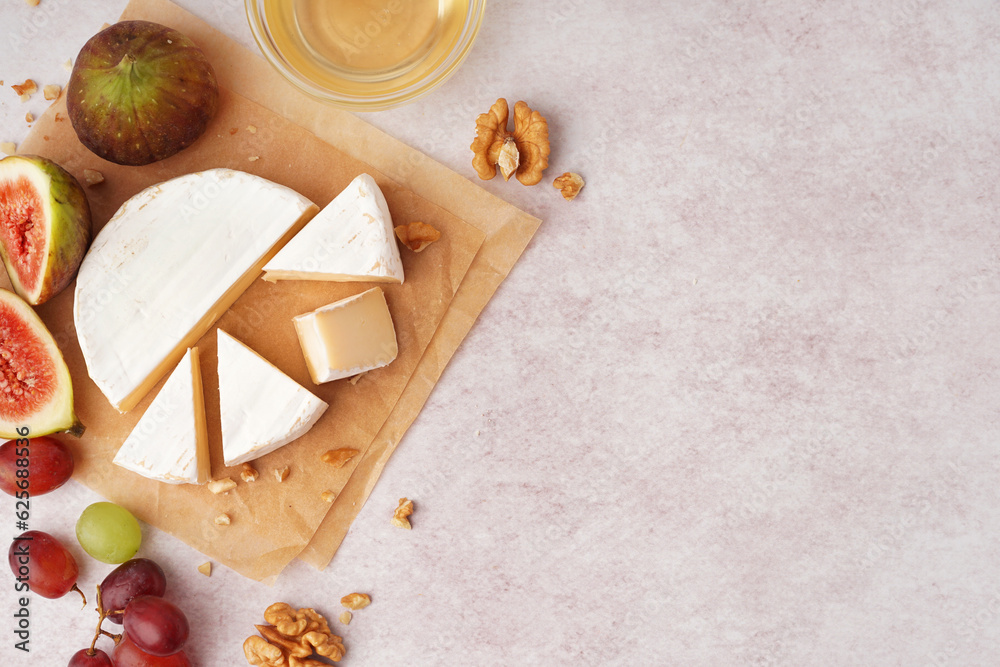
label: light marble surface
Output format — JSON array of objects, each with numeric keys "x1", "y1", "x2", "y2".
[{"x1": 2, "y1": 1, "x2": 1000, "y2": 665}]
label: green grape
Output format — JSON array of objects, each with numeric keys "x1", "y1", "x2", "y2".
[{"x1": 76, "y1": 502, "x2": 142, "y2": 564}]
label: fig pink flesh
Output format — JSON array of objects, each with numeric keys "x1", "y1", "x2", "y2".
[
  {"x1": 0, "y1": 299, "x2": 58, "y2": 422},
  {"x1": 0, "y1": 175, "x2": 44, "y2": 295}
]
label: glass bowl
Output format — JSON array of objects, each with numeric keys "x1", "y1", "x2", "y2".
[{"x1": 246, "y1": 0, "x2": 487, "y2": 111}]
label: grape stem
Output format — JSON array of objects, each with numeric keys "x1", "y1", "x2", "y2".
[
  {"x1": 87, "y1": 584, "x2": 124, "y2": 654},
  {"x1": 72, "y1": 583, "x2": 87, "y2": 609}
]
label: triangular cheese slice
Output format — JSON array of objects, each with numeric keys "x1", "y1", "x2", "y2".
[
  {"x1": 217, "y1": 330, "x2": 329, "y2": 466},
  {"x1": 263, "y1": 173, "x2": 404, "y2": 284},
  {"x1": 113, "y1": 348, "x2": 209, "y2": 485}
]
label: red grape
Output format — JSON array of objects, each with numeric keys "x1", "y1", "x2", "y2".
[
  {"x1": 123, "y1": 595, "x2": 189, "y2": 656},
  {"x1": 113, "y1": 634, "x2": 191, "y2": 667},
  {"x1": 0, "y1": 436, "x2": 74, "y2": 496},
  {"x1": 68, "y1": 648, "x2": 113, "y2": 666},
  {"x1": 7, "y1": 530, "x2": 79, "y2": 599},
  {"x1": 100, "y1": 558, "x2": 167, "y2": 624}
]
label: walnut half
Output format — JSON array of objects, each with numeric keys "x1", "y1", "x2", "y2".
[
  {"x1": 471, "y1": 99, "x2": 550, "y2": 186},
  {"x1": 245, "y1": 603, "x2": 346, "y2": 666}
]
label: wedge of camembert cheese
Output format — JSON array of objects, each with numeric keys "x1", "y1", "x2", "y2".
[
  {"x1": 112, "y1": 348, "x2": 209, "y2": 484},
  {"x1": 293, "y1": 286, "x2": 398, "y2": 384},
  {"x1": 262, "y1": 173, "x2": 404, "y2": 283},
  {"x1": 74, "y1": 169, "x2": 318, "y2": 412},
  {"x1": 217, "y1": 330, "x2": 328, "y2": 467}
]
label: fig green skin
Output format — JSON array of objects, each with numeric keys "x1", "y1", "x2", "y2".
[
  {"x1": 66, "y1": 20, "x2": 219, "y2": 166},
  {"x1": 0, "y1": 155, "x2": 91, "y2": 306}
]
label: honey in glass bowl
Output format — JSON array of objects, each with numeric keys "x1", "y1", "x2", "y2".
[{"x1": 251, "y1": 0, "x2": 483, "y2": 109}]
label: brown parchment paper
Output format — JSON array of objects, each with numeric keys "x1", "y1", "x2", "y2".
[
  {"x1": 16, "y1": 83, "x2": 484, "y2": 581},
  {"x1": 13, "y1": 0, "x2": 540, "y2": 580},
  {"x1": 116, "y1": 0, "x2": 542, "y2": 574}
]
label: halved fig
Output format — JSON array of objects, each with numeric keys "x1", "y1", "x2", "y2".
[
  {"x1": 0, "y1": 155, "x2": 91, "y2": 306},
  {"x1": 0, "y1": 289, "x2": 82, "y2": 438},
  {"x1": 67, "y1": 20, "x2": 219, "y2": 166}
]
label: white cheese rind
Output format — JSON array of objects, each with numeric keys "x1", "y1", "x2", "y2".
[
  {"x1": 217, "y1": 329, "x2": 328, "y2": 466},
  {"x1": 112, "y1": 348, "x2": 209, "y2": 485},
  {"x1": 74, "y1": 169, "x2": 317, "y2": 412},
  {"x1": 262, "y1": 173, "x2": 404, "y2": 283}
]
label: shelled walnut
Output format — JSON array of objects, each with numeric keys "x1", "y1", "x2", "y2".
[
  {"x1": 340, "y1": 593, "x2": 371, "y2": 610},
  {"x1": 11, "y1": 79, "x2": 37, "y2": 102},
  {"x1": 241, "y1": 463, "x2": 259, "y2": 482},
  {"x1": 394, "y1": 221, "x2": 441, "y2": 252},
  {"x1": 553, "y1": 172, "x2": 585, "y2": 200},
  {"x1": 244, "y1": 603, "x2": 345, "y2": 666},
  {"x1": 321, "y1": 448, "x2": 358, "y2": 469},
  {"x1": 391, "y1": 497, "x2": 414, "y2": 529},
  {"x1": 471, "y1": 98, "x2": 550, "y2": 185}
]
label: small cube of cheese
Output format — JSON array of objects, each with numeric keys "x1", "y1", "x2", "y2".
[{"x1": 293, "y1": 287, "x2": 397, "y2": 384}]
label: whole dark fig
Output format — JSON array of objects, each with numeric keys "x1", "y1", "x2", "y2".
[{"x1": 67, "y1": 20, "x2": 219, "y2": 166}]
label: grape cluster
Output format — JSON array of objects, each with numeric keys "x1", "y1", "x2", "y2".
[
  {"x1": 70, "y1": 558, "x2": 193, "y2": 666},
  {"x1": 2, "y1": 438, "x2": 192, "y2": 665}
]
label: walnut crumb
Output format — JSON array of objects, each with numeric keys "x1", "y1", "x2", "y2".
[
  {"x1": 339, "y1": 611, "x2": 352, "y2": 625},
  {"x1": 62, "y1": 59, "x2": 73, "y2": 72},
  {"x1": 197, "y1": 562, "x2": 212, "y2": 577},
  {"x1": 12, "y1": 79, "x2": 37, "y2": 103},
  {"x1": 247, "y1": 124, "x2": 257, "y2": 134},
  {"x1": 25, "y1": 0, "x2": 40, "y2": 7},
  {"x1": 229, "y1": 127, "x2": 239, "y2": 135},
  {"x1": 25, "y1": 113, "x2": 34, "y2": 124},
  {"x1": 0, "y1": 143, "x2": 16, "y2": 156},
  {"x1": 83, "y1": 169, "x2": 104, "y2": 186},
  {"x1": 248, "y1": 155, "x2": 260, "y2": 162},
  {"x1": 341, "y1": 593, "x2": 371, "y2": 610},
  {"x1": 553, "y1": 172, "x2": 585, "y2": 200},
  {"x1": 391, "y1": 497, "x2": 414, "y2": 529},
  {"x1": 43, "y1": 84, "x2": 61, "y2": 101},
  {"x1": 241, "y1": 463, "x2": 259, "y2": 482},
  {"x1": 215, "y1": 513, "x2": 231, "y2": 526},
  {"x1": 207, "y1": 478, "x2": 237, "y2": 494},
  {"x1": 274, "y1": 466, "x2": 290, "y2": 482},
  {"x1": 321, "y1": 448, "x2": 359, "y2": 469},
  {"x1": 322, "y1": 490, "x2": 336, "y2": 503}
]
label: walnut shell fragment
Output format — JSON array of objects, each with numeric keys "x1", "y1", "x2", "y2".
[
  {"x1": 553, "y1": 172, "x2": 585, "y2": 200},
  {"x1": 470, "y1": 98, "x2": 550, "y2": 186},
  {"x1": 394, "y1": 221, "x2": 441, "y2": 253}
]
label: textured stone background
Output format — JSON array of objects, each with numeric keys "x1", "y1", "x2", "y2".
[{"x1": 1, "y1": 1, "x2": 998, "y2": 665}]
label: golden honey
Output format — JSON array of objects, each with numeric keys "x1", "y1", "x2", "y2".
[{"x1": 261, "y1": 0, "x2": 472, "y2": 95}]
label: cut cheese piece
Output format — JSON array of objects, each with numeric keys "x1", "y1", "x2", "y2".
[
  {"x1": 262, "y1": 173, "x2": 404, "y2": 283},
  {"x1": 293, "y1": 287, "x2": 398, "y2": 384},
  {"x1": 74, "y1": 169, "x2": 318, "y2": 412},
  {"x1": 217, "y1": 329, "x2": 328, "y2": 466},
  {"x1": 112, "y1": 348, "x2": 209, "y2": 484}
]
